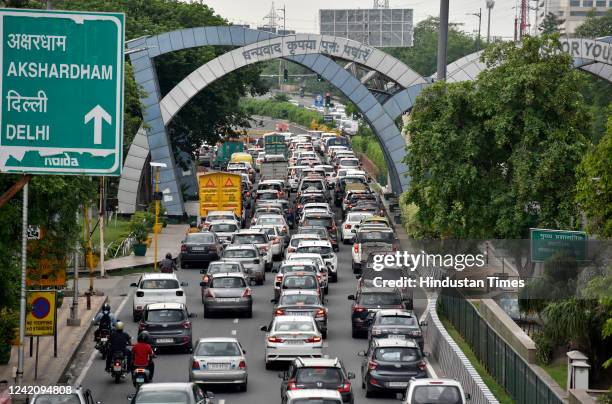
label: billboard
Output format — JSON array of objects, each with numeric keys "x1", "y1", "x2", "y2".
[{"x1": 319, "y1": 8, "x2": 413, "y2": 47}]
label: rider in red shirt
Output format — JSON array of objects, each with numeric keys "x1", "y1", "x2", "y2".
[{"x1": 132, "y1": 331, "x2": 155, "y2": 381}]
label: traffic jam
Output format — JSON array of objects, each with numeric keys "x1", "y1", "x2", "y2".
[{"x1": 94, "y1": 129, "x2": 469, "y2": 404}]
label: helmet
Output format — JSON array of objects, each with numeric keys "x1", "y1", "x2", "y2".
[
  {"x1": 190, "y1": 222, "x2": 197, "y2": 228},
  {"x1": 165, "y1": 253, "x2": 172, "y2": 259},
  {"x1": 115, "y1": 321, "x2": 124, "y2": 331},
  {"x1": 102, "y1": 303, "x2": 111, "y2": 313},
  {"x1": 138, "y1": 331, "x2": 150, "y2": 343}
]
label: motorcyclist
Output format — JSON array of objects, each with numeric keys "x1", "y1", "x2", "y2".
[
  {"x1": 105, "y1": 321, "x2": 132, "y2": 373},
  {"x1": 159, "y1": 253, "x2": 177, "y2": 273},
  {"x1": 93, "y1": 303, "x2": 117, "y2": 340},
  {"x1": 132, "y1": 331, "x2": 155, "y2": 381}
]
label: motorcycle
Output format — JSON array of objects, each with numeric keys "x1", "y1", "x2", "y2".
[
  {"x1": 110, "y1": 350, "x2": 128, "y2": 383},
  {"x1": 94, "y1": 328, "x2": 111, "y2": 359},
  {"x1": 131, "y1": 367, "x2": 150, "y2": 390}
]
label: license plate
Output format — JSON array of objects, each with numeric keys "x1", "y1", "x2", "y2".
[
  {"x1": 387, "y1": 382, "x2": 408, "y2": 387},
  {"x1": 113, "y1": 365, "x2": 122, "y2": 372},
  {"x1": 100, "y1": 337, "x2": 107, "y2": 342},
  {"x1": 388, "y1": 334, "x2": 405, "y2": 339},
  {"x1": 208, "y1": 363, "x2": 230, "y2": 370},
  {"x1": 286, "y1": 340, "x2": 304, "y2": 345},
  {"x1": 192, "y1": 247, "x2": 205, "y2": 251},
  {"x1": 217, "y1": 298, "x2": 239, "y2": 302},
  {"x1": 156, "y1": 338, "x2": 174, "y2": 343},
  {"x1": 136, "y1": 377, "x2": 145, "y2": 383}
]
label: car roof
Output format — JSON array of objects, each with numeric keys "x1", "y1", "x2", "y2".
[
  {"x1": 145, "y1": 302, "x2": 185, "y2": 310},
  {"x1": 225, "y1": 244, "x2": 256, "y2": 250},
  {"x1": 372, "y1": 338, "x2": 418, "y2": 348},
  {"x1": 280, "y1": 289, "x2": 319, "y2": 296},
  {"x1": 257, "y1": 214, "x2": 284, "y2": 219},
  {"x1": 196, "y1": 337, "x2": 239, "y2": 343},
  {"x1": 297, "y1": 240, "x2": 332, "y2": 247},
  {"x1": 376, "y1": 309, "x2": 414, "y2": 317},
  {"x1": 210, "y1": 272, "x2": 246, "y2": 279},
  {"x1": 137, "y1": 383, "x2": 193, "y2": 392},
  {"x1": 286, "y1": 389, "x2": 342, "y2": 399},
  {"x1": 141, "y1": 273, "x2": 178, "y2": 280},
  {"x1": 294, "y1": 357, "x2": 341, "y2": 368},
  {"x1": 210, "y1": 260, "x2": 242, "y2": 266},
  {"x1": 281, "y1": 260, "x2": 317, "y2": 266},
  {"x1": 274, "y1": 315, "x2": 315, "y2": 322},
  {"x1": 209, "y1": 220, "x2": 239, "y2": 225},
  {"x1": 287, "y1": 253, "x2": 323, "y2": 260},
  {"x1": 236, "y1": 229, "x2": 266, "y2": 234},
  {"x1": 207, "y1": 210, "x2": 235, "y2": 215},
  {"x1": 408, "y1": 378, "x2": 463, "y2": 388}
]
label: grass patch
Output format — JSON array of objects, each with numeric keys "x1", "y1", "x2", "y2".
[
  {"x1": 89, "y1": 217, "x2": 132, "y2": 247},
  {"x1": 542, "y1": 363, "x2": 567, "y2": 390},
  {"x1": 439, "y1": 314, "x2": 515, "y2": 404}
]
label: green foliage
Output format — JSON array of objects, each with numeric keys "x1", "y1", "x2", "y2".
[
  {"x1": 240, "y1": 98, "x2": 327, "y2": 128},
  {"x1": 576, "y1": 109, "x2": 612, "y2": 238},
  {"x1": 532, "y1": 330, "x2": 553, "y2": 365},
  {"x1": 129, "y1": 212, "x2": 150, "y2": 244},
  {"x1": 574, "y1": 9, "x2": 612, "y2": 38},
  {"x1": 351, "y1": 129, "x2": 388, "y2": 182},
  {"x1": 539, "y1": 12, "x2": 565, "y2": 35},
  {"x1": 385, "y1": 17, "x2": 478, "y2": 77},
  {"x1": 273, "y1": 93, "x2": 290, "y2": 102},
  {"x1": 404, "y1": 35, "x2": 589, "y2": 239}
]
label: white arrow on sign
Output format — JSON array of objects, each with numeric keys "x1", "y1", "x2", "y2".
[{"x1": 84, "y1": 105, "x2": 112, "y2": 145}]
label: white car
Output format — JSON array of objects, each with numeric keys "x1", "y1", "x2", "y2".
[
  {"x1": 131, "y1": 273, "x2": 187, "y2": 321},
  {"x1": 286, "y1": 390, "x2": 342, "y2": 404},
  {"x1": 285, "y1": 253, "x2": 330, "y2": 288},
  {"x1": 231, "y1": 229, "x2": 273, "y2": 270},
  {"x1": 250, "y1": 225, "x2": 283, "y2": 259},
  {"x1": 403, "y1": 378, "x2": 471, "y2": 404},
  {"x1": 341, "y1": 212, "x2": 374, "y2": 242},
  {"x1": 260, "y1": 316, "x2": 323, "y2": 369},
  {"x1": 208, "y1": 220, "x2": 239, "y2": 246},
  {"x1": 285, "y1": 234, "x2": 321, "y2": 259},
  {"x1": 295, "y1": 240, "x2": 338, "y2": 282},
  {"x1": 254, "y1": 214, "x2": 289, "y2": 244},
  {"x1": 301, "y1": 202, "x2": 333, "y2": 216},
  {"x1": 203, "y1": 210, "x2": 240, "y2": 229}
]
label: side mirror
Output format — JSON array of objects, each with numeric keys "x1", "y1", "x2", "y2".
[
  {"x1": 357, "y1": 351, "x2": 366, "y2": 357},
  {"x1": 206, "y1": 392, "x2": 215, "y2": 399},
  {"x1": 126, "y1": 395, "x2": 134, "y2": 401},
  {"x1": 355, "y1": 275, "x2": 361, "y2": 280},
  {"x1": 254, "y1": 259, "x2": 260, "y2": 264},
  {"x1": 189, "y1": 313, "x2": 197, "y2": 318},
  {"x1": 242, "y1": 349, "x2": 246, "y2": 354},
  {"x1": 347, "y1": 372, "x2": 356, "y2": 379},
  {"x1": 419, "y1": 321, "x2": 428, "y2": 327},
  {"x1": 270, "y1": 298, "x2": 277, "y2": 303},
  {"x1": 130, "y1": 283, "x2": 138, "y2": 287},
  {"x1": 347, "y1": 294, "x2": 355, "y2": 300},
  {"x1": 260, "y1": 325, "x2": 268, "y2": 332},
  {"x1": 180, "y1": 282, "x2": 188, "y2": 287},
  {"x1": 199, "y1": 269, "x2": 206, "y2": 274}
]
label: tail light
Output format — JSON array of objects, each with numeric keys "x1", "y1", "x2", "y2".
[
  {"x1": 274, "y1": 308, "x2": 285, "y2": 316},
  {"x1": 206, "y1": 289, "x2": 215, "y2": 298},
  {"x1": 275, "y1": 275, "x2": 283, "y2": 283},
  {"x1": 242, "y1": 288, "x2": 251, "y2": 298},
  {"x1": 331, "y1": 225, "x2": 337, "y2": 231},
  {"x1": 273, "y1": 237, "x2": 281, "y2": 245},
  {"x1": 297, "y1": 204, "x2": 303, "y2": 209},
  {"x1": 287, "y1": 379, "x2": 297, "y2": 390},
  {"x1": 338, "y1": 382, "x2": 351, "y2": 393},
  {"x1": 287, "y1": 247, "x2": 295, "y2": 253},
  {"x1": 344, "y1": 224, "x2": 351, "y2": 229},
  {"x1": 181, "y1": 245, "x2": 187, "y2": 252},
  {"x1": 368, "y1": 360, "x2": 378, "y2": 370},
  {"x1": 192, "y1": 360, "x2": 200, "y2": 370},
  {"x1": 182, "y1": 321, "x2": 192, "y2": 329},
  {"x1": 238, "y1": 360, "x2": 246, "y2": 369},
  {"x1": 268, "y1": 336, "x2": 285, "y2": 343},
  {"x1": 353, "y1": 305, "x2": 366, "y2": 313},
  {"x1": 417, "y1": 361, "x2": 427, "y2": 371},
  {"x1": 305, "y1": 336, "x2": 321, "y2": 343},
  {"x1": 353, "y1": 244, "x2": 359, "y2": 253},
  {"x1": 315, "y1": 308, "x2": 326, "y2": 318},
  {"x1": 260, "y1": 245, "x2": 269, "y2": 252}
]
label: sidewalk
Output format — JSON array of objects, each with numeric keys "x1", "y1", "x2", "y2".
[
  {"x1": 99, "y1": 224, "x2": 188, "y2": 271},
  {"x1": 0, "y1": 295, "x2": 106, "y2": 388}
]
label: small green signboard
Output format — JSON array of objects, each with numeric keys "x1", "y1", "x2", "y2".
[
  {"x1": 0, "y1": 9, "x2": 125, "y2": 176},
  {"x1": 530, "y1": 228, "x2": 588, "y2": 262}
]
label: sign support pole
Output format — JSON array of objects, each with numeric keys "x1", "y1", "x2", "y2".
[
  {"x1": 68, "y1": 241, "x2": 80, "y2": 326},
  {"x1": 34, "y1": 337, "x2": 39, "y2": 380},
  {"x1": 154, "y1": 167, "x2": 160, "y2": 272},
  {"x1": 99, "y1": 177, "x2": 105, "y2": 278},
  {"x1": 16, "y1": 181, "x2": 28, "y2": 384}
]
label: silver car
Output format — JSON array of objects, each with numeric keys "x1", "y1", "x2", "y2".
[
  {"x1": 221, "y1": 244, "x2": 265, "y2": 284},
  {"x1": 189, "y1": 337, "x2": 248, "y2": 391},
  {"x1": 202, "y1": 273, "x2": 253, "y2": 318},
  {"x1": 231, "y1": 229, "x2": 273, "y2": 270},
  {"x1": 200, "y1": 260, "x2": 253, "y2": 297}
]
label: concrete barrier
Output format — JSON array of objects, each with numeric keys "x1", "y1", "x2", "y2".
[{"x1": 479, "y1": 298, "x2": 537, "y2": 364}]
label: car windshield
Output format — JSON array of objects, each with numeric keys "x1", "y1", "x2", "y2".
[
  {"x1": 210, "y1": 223, "x2": 238, "y2": 232},
  {"x1": 210, "y1": 277, "x2": 246, "y2": 288},
  {"x1": 412, "y1": 386, "x2": 462, "y2": 404},
  {"x1": 360, "y1": 293, "x2": 401, "y2": 305},
  {"x1": 302, "y1": 181, "x2": 324, "y2": 190},
  {"x1": 261, "y1": 228, "x2": 277, "y2": 237},
  {"x1": 141, "y1": 279, "x2": 179, "y2": 289},
  {"x1": 282, "y1": 265, "x2": 317, "y2": 274},
  {"x1": 32, "y1": 395, "x2": 81, "y2": 404},
  {"x1": 283, "y1": 276, "x2": 317, "y2": 289},
  {"x1": 259, "y1": 183, "x2": 281, "y2": 191},
  {"x1": 296, "y1": 246, "x2": 332, "y2": 255},
  {"x1": 296, "y1": 367, "x2": 343, "y2": 383},
  {"x1": 145, "y1": 309, "x2": 185, "y2": 322},
  {"x1": 290, "y1": 237, "x2": 316, "y2": 247},
  {"x1": 304, "y1": 217, "x2": 332, "y2": 227},
  {"x1": 279, "y1": 294, "x2": 320, "y2": 305},
  {"x1": 208, "y1": 214, "x2": 234, "y2": 221},
  {"x1": 259, "y1": 192, "x2": 279, "y2": 200},
  {"x1": 134, "y1": 391, "x2": 189, "y2": 403},
  {"x1": 359, "y1": 231, "x2": 394, "y2": 242},
  {"x1": 196, "y1": 341, "x2": 242, "y2": 356},
  {"x1": 292, "y1": 400, "x2": 341, "y2": 404},
  {"x1": 223, "y1": 249, "x2": 256, "y2": 258},
  {"x1": 348, "y1": 213, "x2": 371, "y2": 222},
  {"x1": 257, "y1": 217, "x2": 284, "y2": 225},
  {"x1": 299, "y1": 228, "x2": 327, "y2": 238},
  {"x1": 274, "y1": 321, "x2": 314, "y2": 332},
  {"x1": 374, "y1": 347, "x2": 420, "y2": 362},
  {"x1": 208, "y1": 263, "x2": 241, "y2": 274},
  {"x1": 186, "y1": 233, "x2": 215, "y2": 243},
  {"x1": 234, "y1": 234, "x2": 267, "y2": 244},
  {"x1": 379, "y1": 316, "x2": 417, "y2": 326},
  {"x1": 341, "y1": 159, "x2": 359, "y2": 166}
]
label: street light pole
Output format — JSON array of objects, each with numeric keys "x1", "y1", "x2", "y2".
[
  {"x1": 467, "y1": 8, "x2": 482, "y2": 49},
  {"x1": 436, "y1": 0, "x2": 449, "y2": 81},
  {"x1": 150, "y1": 162, "x2": 167, "y2": 272},
  {"x1": 486, "y1": 0, "x2": 495, "y2": 43},
  {"x1": 16, "y1": 182, "x2": 28, "y2": 384}
]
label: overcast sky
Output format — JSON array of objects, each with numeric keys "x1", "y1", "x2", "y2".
[{"x1": 198, "y1": 0, "x2": 526, "y2": 41}]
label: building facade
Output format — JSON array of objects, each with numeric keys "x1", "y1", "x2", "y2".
[{"x1": 545, "y1": 0, "x2": 612, "y2": 34}]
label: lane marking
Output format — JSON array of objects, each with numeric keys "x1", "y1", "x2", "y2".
[
  {"x1": 218, "y1": 400, "x2": 225, "y2": 404},
  {"x1": 75, "y1": 288, "x2": 133, "y2": 386},
  {"x1": 233, "y1": 318, "x2": 239, "y2": 324},
  {"x1": 231, "y1": 329, "x2": 237, "y2": 336}
]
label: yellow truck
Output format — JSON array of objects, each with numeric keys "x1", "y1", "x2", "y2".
[{"x1": 198, "y1": 172, "x2": 242, "y2": 218}]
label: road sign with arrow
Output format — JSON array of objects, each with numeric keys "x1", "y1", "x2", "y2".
[{"x1": 0, "y1": 9, "x2": 125, "y2": 176}]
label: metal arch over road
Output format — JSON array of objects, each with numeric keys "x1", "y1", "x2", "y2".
[{"x1": 118, "y1": 27, "x2": 428, "y2": 215}]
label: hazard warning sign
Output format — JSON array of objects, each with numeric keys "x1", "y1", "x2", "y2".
[
  {"x1": 224, "y1": 177, "x2": 235, "y2": 187},
  {"x1": 205, "y1": 178, "x2": 216, "y2": 188}
]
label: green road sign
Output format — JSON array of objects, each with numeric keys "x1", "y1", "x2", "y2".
[
  {"x1": 530, "y1": 228, "x2": 588, "y2": 262},
  {"x1": 0, "y1": 9, "x2": 125, "y2": 176}
]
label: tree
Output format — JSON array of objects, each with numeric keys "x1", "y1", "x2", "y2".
[
  {"x1": 385, "y1": 17, "x2": 479, "y2": 77},
  {"x1": 404, "y1": 35, "x2": 590, "y2": 241},
  {"x1": 539, "y1": 12, "x2": 565, "y2": 35},
  {"x1": 574, "y1": 9, "x2": 612, "y2": 38},
  {"x1": 576, "y1": 108, "x2": 612, "y2": 238}
]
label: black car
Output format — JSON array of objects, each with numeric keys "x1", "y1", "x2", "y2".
[
  {"x1": 348, "y1": 287, "x2": 405, "y2": 338},
  {"x1": 138, "y1": 302, "x2": 195, "y2": 352},
  {"x1": 358, "y1": 338, "x2": 427, "y2": 397},
  {"x1": 368, "y1": 309, "x2": 425, "y2": 351},
  {"x1": 179, "y1": 232, "x2": 222, "y2": 269},
  {"x1": 301, "y1": 213, "x2": 339, "y2": 251},
  {"x1": 279, "y1": 357, "x2": 355, "y2": 404}
]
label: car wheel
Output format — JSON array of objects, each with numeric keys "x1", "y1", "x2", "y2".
[
  {"x1": 352, "y1": 328, "x2": 359, "y2": 339},
  {"x1": 322, "y1": 329, "x2": 328, "y2": 339},
  {"x1": 332, "y1": 274, "x2": 338, "y2": 283},
  {"x1": 203, "y1": 305, "x2": 209, "y2": 318},
  {"x1": 351, "y1": 262, "x2": 358, "y2": 274},
  {"x1": 185, "y1": 344, "x2": 193, "y2": 353},
  {"x1": 265, "y1": 262, "x2": 272, "y2": 271},
  {"x1": 361, "y1": 380, "x2": 365, "y2": 389},
  {"x1": 239, "y1": 381, "x2": 247, "y2": 392},
  {"x1": 132, "y1": 310, "x2": 139, "y2": 322},
  {"x1": 245, "y1": 308, "x2": 253, "y2": 318},
  {"x1": 265, "y1": 360, "x2": 273, "y2": 370},
  {"x1": 343, "y1": 238, "x2": 351, "y2": 245},
  {"x1": 365, "y1": 385, "x2": 374, "y2": 398},
  {"x1": 324, "y1": 286, "x2": 329, "y2": 294}
]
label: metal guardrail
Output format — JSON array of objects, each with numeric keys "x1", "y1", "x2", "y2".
[{"x1": 113, "y1": 232, "x2": 136, "y2": 258}]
